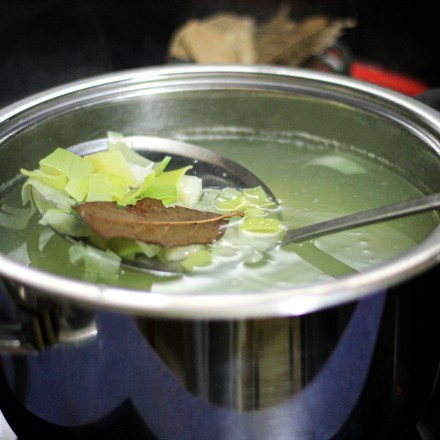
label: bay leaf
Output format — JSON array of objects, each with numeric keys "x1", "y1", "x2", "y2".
[{"x1": 75, "y1": 197, "x2": 244, "y2": 248}]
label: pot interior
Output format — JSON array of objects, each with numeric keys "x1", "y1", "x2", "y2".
[{"x1": 0, "y1": 66, "x2": 439, "y2": 318}]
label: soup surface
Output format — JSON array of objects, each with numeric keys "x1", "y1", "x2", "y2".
[{"x1": 0, "y1": 128, "x2": 438, "y2": 294}]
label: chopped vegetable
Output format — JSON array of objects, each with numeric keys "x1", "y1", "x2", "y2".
[
  {"x1": 0, "y1": 203, "x2": 35, "y2": 230},
  {"x1": 20, "y1": 132, "x2": 285, "y2": 276}
]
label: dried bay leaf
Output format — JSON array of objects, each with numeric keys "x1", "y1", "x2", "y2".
[
  {"x1": 256, "y1": 5, "x2": 356, "y2": 66},
  {"x1": 168, "y1": 5, "x2": 355, "y2": 68},
  {"x1": 75, "y1": 197, "x2": 245, "y2": 248}
]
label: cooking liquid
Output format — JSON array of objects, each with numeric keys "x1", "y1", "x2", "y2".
[{"x1": 0, "y1": 132, "x2": 438, "y2": 294}]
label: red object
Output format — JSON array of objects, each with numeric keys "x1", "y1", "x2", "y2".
[{"x1": 350, "y1": 61, "x2": 429, "y2": 96}]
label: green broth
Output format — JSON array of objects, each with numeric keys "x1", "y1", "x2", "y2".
[{"x1": 0, "y1": 132, "x2": 438, "y2": 294}]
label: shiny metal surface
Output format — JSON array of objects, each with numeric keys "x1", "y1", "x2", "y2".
[
  {"x1": 283, "y1": 192, "x2": 440, "y2": 243},
  {"x1": 0, "y1": 65, "x2": 439, "y2": 321}
]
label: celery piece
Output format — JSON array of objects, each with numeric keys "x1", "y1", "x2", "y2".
[
  {"x1": 85, "y1": 150, "x2": 137, "y2": 187},
  {"x1": 39, "y1": 148, "x2": 93, "y2": 180}
]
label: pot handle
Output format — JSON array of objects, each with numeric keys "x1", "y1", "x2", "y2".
[{"x1": 0, "y1": 278, "x2": 97, "y2": 353}]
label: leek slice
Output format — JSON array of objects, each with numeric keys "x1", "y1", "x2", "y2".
[
  {"x1": 0, "y1": 203, "x2": 35, "y2": 230},
  {"x1": 85, "y1": 150, "x2": 138, "y2": 187},
  {"x1": 153, "y1": 156, "x2": 172, "y2": 176},
  {"x1": 121, "y1": 172, "x2": 156, "y2": 206},
  {"x1": 64, "y1": 177, "x2": 89, "y2": 202},
  {"x1": 143, "y1": 183, "x2": 177, "y2": 205},
  {"x1": 304, "y1": 155, "x2": 366, "y2": 175},
  {"x1": 108, "y1": 137, "x2": 154, "y2": 168},
  {"x1": 239, "y1": 217, "x2": 284, "y2": 233},
  {"x1": 178, "y1": 175, "x2": 202, "y2": 208},
  {"x1": 22, "y1": 178, "x2": 73, "y2": 210},
  {"x1": 163, "y1": 244, "x2": 206, "y2": 262},
  {"x1": 86, "y1": 172, "x2": 113, "y2": 202},
  {"x1": 39, "y1": 208, "x2": 91, "y2": 237},
  {"x1": 84, "y1": 172, "x2": 127, "y2": 203},
  {"x1": 181, "y1": 249, "x2": 212, "y2": 271},
  {"x1": 153, "y1": 165, "x2": 193, "y2": 186},
  {"x1": 139, "y1": 165, "x2": 191, "y2": 205},
  {"x1": 18, "y1": 133, "x2": 286, "y2": 275},
  {"x1": 69, "y1": 243, "x2": 121, "y2": 282},
  {"x1": 242, "y1": 186, "x2": 277, "y2": 209},
  {"x1": 106, "y1": 237, "x2": 161, "y2": 259},
  {"x1": 212, "y1": 188, "x2": 245, "y2": 212},
  {"x1": 39, "y1": 147, "x2": 93, "y2": 179},
  {"x1": 20, "y1": 169, "x2": 67, "y2": 190}
]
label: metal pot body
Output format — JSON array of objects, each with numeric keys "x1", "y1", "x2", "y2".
[{"x1": 0, "y1": 66, "x2": 440, "y2": 439}]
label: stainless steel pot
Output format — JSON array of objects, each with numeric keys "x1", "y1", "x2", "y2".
[{"x1": 0, "y1": 65, "x2": 440, "y2": 439}]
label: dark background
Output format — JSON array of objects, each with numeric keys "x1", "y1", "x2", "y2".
[{"x1": 0, "y1": 0, "x2": 439, "y2": 107}]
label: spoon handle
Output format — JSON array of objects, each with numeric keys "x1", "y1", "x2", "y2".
[{"x1": 283, "y1": 193, "x2": 440, "y2": 244}]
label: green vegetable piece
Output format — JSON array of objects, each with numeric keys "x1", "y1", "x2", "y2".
[
  {"x1": 69, "y1": 242, "x2": 121, "y2": 282},
  {"x1": 141, "y1": 165, "x2": 192, "y2": 205},
  {"x1": 108, "y1": 137, "x2": 154, "y2": 168},
  {"x1": 141, "y1": 183, "x2": 178, "y2": 205},
  {"x1": 121, "y1": 172, "x2": 156, "y2": 206},
  {"x1": 86, "y1": 172, "x2": 113, "y2": 202},
  {"x1": 22, "y1": 178, "x2": 73, "y2": 210},
  {"x1": 154, "y1": 165, "x2": 192, "y2": 185},
  {"x1": 39, "y1": 208, "x2": 91, "y2": 237},
  {"x1": 239, "y1": 217, "x2": 284, "y2": 233},
  {"x1": 213, "y1": 188, "x2": 244, "y2": 212},
  {"x1": 181, "y1": 249, "x2": 212, "y2": 271},
  {"x1": 20, "y1": 169, "x2": 67, "y2": 191},
  {"x1": 243, "y1": 186, "x2": 276, "y2": 208},
  {"x1": 64, "y1": 177, "x2": 89, "y2": 202},
  {"x1": 153, "y1": 156, "x2": 172, "y2": 176},
  {"x1": 39, "y1": 147, "x2": 93, "y2": 180},
  {"x1": 0, "y1": 203, "x2": 35, "y2": 230},
  {"x1": 85, "y1": 150, "x2": 137, "y2": 187}
]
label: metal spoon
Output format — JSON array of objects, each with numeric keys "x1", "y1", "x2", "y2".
[
  {"x1": 32, "y1": 136, "x2": 440, "y2": 273},
  {"x1": 282, "y1": 193, "x2": 440, "y2": 244}
]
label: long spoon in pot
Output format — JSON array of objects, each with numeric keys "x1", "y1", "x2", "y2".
[{"x1": 32, "y1": 137, "x2": 440, "y2": 273}]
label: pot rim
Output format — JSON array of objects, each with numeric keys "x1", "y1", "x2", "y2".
[{"x1": 1, "y1": 64, "x2": 440, "y2": 319}]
